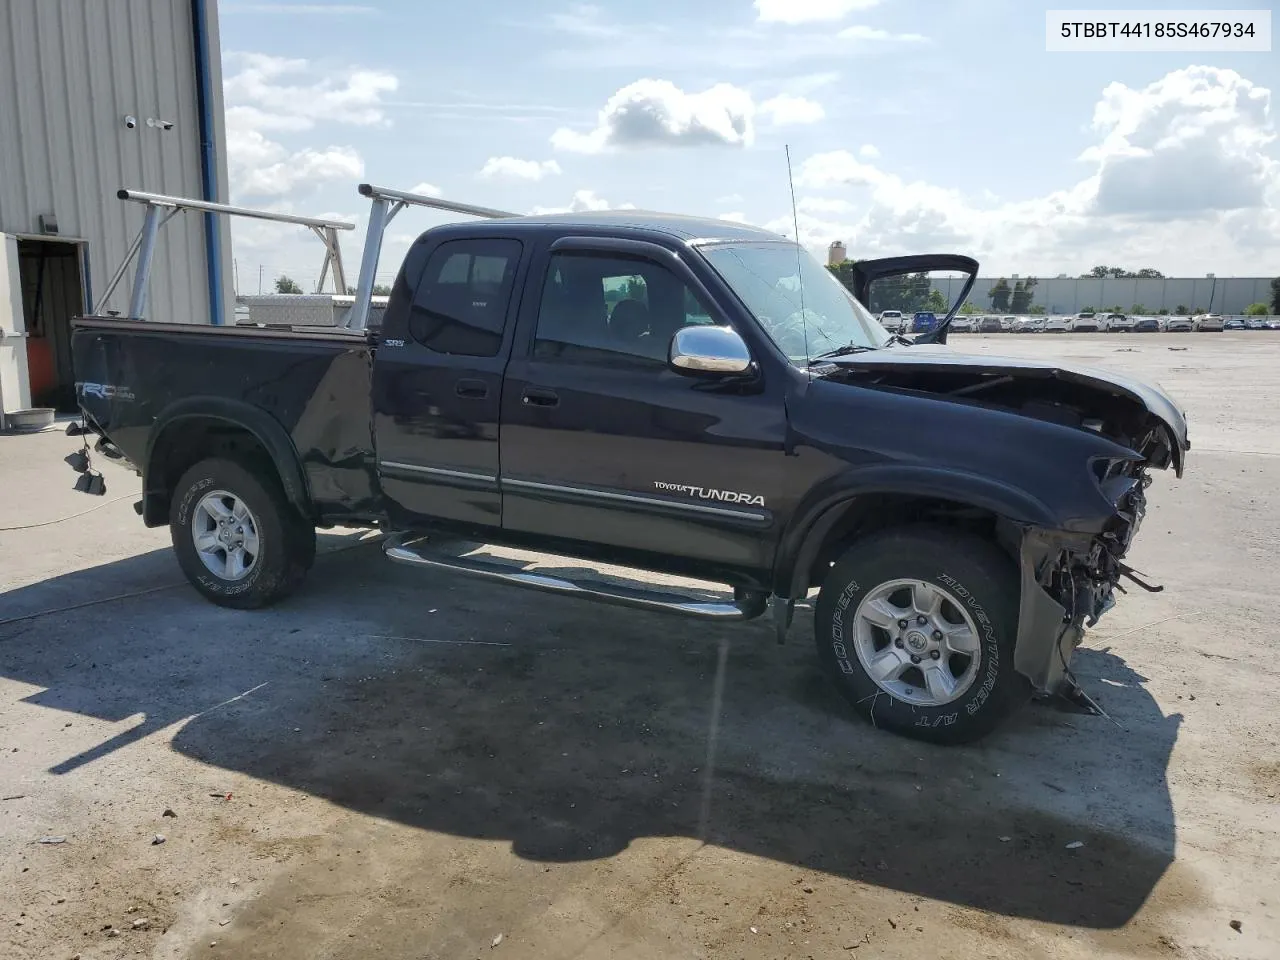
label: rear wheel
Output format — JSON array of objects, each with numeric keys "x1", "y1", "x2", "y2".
[
  {"x1": 170, "y1": 457, "x2": 315, "y2": 609},
  {"x1": 814, "y1": 525, "x2": 1030, "y2": 745}
]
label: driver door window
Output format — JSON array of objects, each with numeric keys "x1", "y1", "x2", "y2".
[{"x1": 533, "y1": 252, "x2": 708, "y2": 366}]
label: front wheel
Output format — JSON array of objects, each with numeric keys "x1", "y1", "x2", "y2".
[
  {"x1": 170, "y1": 457, "x2": 315, "y2": 610},
  {"x1": 814, "y1": 526, "x2": 1030, "y2": 745}
]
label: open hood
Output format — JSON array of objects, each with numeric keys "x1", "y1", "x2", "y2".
[
  {"x1": 846, "y1": 254, "x2": 979, "y2": 344},
  {"x1": 823, "y1": 344, "x2": 1190, "y2": 475}
]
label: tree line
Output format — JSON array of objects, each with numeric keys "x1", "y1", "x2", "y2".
[
  {"x1": 826, "y1": 260, "x2": 1280, "y2": 316},
  {"x1": 271, "y1": 275, "x2": 393, "y2": 296}
]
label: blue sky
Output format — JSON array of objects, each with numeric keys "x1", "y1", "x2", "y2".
[{"x1": 215, "y1": 0, "x2": 1279, "y2": 291}]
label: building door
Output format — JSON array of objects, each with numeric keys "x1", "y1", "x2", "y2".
[
  {"x1": 0, "y1": 234, "x2": 33, "y2": 419},
  {"x1": 16, "y1": 238, "x2": 87, "y2": 412}
]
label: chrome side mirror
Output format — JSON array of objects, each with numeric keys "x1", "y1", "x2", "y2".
[{"x1": 669, "y1": 325, "x2": 753, "y2": 376}]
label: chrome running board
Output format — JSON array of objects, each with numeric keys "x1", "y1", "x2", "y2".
[{"x1": 384, "y1": 535, "x2": 766, "y2": 621}]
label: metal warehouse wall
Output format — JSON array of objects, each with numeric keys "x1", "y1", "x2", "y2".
[
  {"x1": 929, "y1": 276, "x2": 1274, "y2": 315},
  {"x1": 0, "y1": 0, "x2": 232, "y2": 324}
]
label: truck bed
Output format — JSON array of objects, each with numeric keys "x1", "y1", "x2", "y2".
[{"x1": 71, "y1": 316, "x2": 379, "y2": 522}]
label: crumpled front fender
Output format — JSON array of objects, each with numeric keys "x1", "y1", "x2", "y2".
[{"x1": 1014, "y1": 528, "x2": 1081, "y2": 693}]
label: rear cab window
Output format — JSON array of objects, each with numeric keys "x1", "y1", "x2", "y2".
[{"x1": 403, "y1": 238, "x2": 523, "y2": 357}]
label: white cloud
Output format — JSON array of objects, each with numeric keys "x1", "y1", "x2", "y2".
[
  {"x1": 221, "y1": 51, "x2": 400, "y2": 290},
  {"x1": 754, "y1": 0, "x2": 880, "y2": 24},
  {"x1": 223, "y1": 53, "x2": 398, "y2": 132},
  {"x1": 225, "y1": 114, "x2": 367, "y2": 200},
  {"x1": 530, "y1": 189, "x2": 636, "y2": 215},
  {"x1": 776, "y1": 67, "x2": 1280, "y2": 274},
  {"x1": 408, "y1": 182, "x2": 442, "y2": 197},
  {"x1": 719, "y1": 211, "x2": 751, "y2": 224},
  {"x1": 859, "y1": 144, "x2": 880, "y2": 159},
  {"x1": 760, "y1": 94, "x2": 825, "y2": 126},
  {"x1": 222, "y1": 52, "x2": 399, "y2": 203},
  {"x1": 1083, "y1": 66, "x2": 1276, "y2": 217},
  {"x1": 479, "y1": 156, "x2": 563, "y2": 181},
  {"x1": 795, "y1": 151, "x2": 882, "y2": 190},
  {"x1": 790, "y1": 146, "x2": 1066, "y2": 259},
  {"x1": 237, "y1": 146, "x2": 364, "y2": 197},
  {"x1": 550, "y1": 81, "x2": 826, "y2": 152},
  {"x1": 837, "y1": 25, "x2": 928, "y2": 42},
  {"x1": 799, "y1": 197, "x2": 856, "y2": 214},
  {"x1": 549, "y1": 3, "x2": 623, "y2": 37},
  {"x1": 552, "y1": 79, "x2": 754, "y2": 153}
]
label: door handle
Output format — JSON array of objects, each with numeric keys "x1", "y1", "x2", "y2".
[
  {"x1": 455, "y1": 378, "x2": 488, "y2": 399},
  {"x1": 521, "y1": 387, "x2": 559, "y2": 408}
]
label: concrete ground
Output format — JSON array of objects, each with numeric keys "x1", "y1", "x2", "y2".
[{"x1": 1, "y1": 331, "x2": 1277, "y2": 960}]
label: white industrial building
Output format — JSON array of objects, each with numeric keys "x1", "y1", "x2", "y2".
[
  {"x1": 929, "y1": 274, "x2": 1274, "y2": 317},
  {"x1": 829, "y1": 243, "x2": 1271, "y2": 316},
  {"x1": 0, "y1": 0, "x2": 232, "y2": 424}
]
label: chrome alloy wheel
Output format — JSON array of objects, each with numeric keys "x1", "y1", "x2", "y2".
[
  {"x1": 850, "y1": 578, "x2": 982, "y2": 706},
  {"x1": 192, "y1": 489, "x2": 260, "y2": 581}
]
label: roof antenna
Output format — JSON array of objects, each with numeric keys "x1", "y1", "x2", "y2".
[{"x1": 785, "y1": 144, "x2": 812, "y2": 378}]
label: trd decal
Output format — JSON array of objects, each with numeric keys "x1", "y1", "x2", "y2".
[{"x1": 75, "y1": 381, "x2": 135, "y2": 402}]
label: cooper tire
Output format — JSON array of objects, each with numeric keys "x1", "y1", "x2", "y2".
[
  {"x1": 170, "y1": 457, "x2": 314, "y2": 610},
  {"x1": 814, "y1": 525, "x2": 1030, "y2": 745}
]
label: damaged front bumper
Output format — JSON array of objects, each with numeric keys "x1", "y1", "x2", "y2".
[{"x1": 1012, "y1": 472, "x2": 1154, "y2": 695}]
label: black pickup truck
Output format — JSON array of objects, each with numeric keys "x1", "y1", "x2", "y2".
[{"x1": 71, "y1": 209, "x2": 1189, "y2": 744}]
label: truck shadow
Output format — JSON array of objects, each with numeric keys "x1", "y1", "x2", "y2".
[{"x1": 0, "y1": 537, "x2": 1179, "y2": 929}]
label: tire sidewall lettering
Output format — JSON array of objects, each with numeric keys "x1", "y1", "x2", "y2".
[
  {"x1": 830, "y1": 578, "x2": 860, "y2": 676},
  {"x1": 936, "y1": 572, "x2": 1001, "y2": 716},
  {"x1": 178, "y1": 475, "x2": 268, "y2": 597},
  {"x1": 827, "y1": 568, "x2": 1006, "y2": 722},
  {"x1": 816, "y1": 533, "x2": 1024, "y2": 744}
]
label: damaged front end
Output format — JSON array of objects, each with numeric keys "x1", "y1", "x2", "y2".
[
  {"x1": 1013, "y1": 457, "x2": 1160, "y2": 699},
  {"x1": 821, "y1": 347, "x2": 1191, "y2": 702}
]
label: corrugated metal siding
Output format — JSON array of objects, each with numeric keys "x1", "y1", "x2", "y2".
[{"x1": 0, "y1": 0, "x2": 227, "y2": 324}]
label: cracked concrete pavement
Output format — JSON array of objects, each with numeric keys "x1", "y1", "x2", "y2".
[{"x1": 1, "y1": 332, "x2": 1277, "y2": 959}]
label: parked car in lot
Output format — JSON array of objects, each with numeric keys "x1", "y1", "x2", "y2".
[
  {"x1": 1044, "y1": 315, "x2": 1071, "y2": 333},
  {"x1": 911, "y1": 311, "x2": 939, "y2": 334},
  {"x1": 1193, "y1": 314, "x2": 1225, "y2": 332},
  {"x1": 1069, "y1": 312, "x2": 1100, "y2": 332},
  {"x1": 976, "y1": 315, "x2": 1003, "y2": 333},
  {"x1": 70, "y1": 196, "x2": 1191, "y2": 746},
  {"x1": 949, "y1": 315, "x2": 973, "y2": 332},
  {"x1": 1165, "y1": 315, "x2": 1194, "y2": 332},
  {"x1": 1223, "y1": 317, "x2": 1246, "y2": 330},
  {"x1": 1133, "y1": 316, "x2": 1161, "y2": 332},
  {"x1": 878, "y1": 310, "x2": 906, "y2": 333},
  {"x1": 1104, "y1": 313, "x2": 1135, "y2": 332}
]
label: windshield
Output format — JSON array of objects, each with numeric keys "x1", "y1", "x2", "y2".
[{"x1": 699, "y1": 241, "x2": 888, "y2": 362}]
